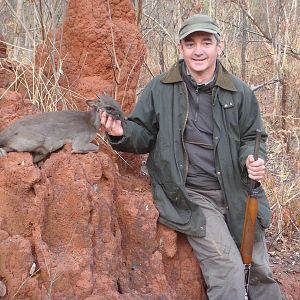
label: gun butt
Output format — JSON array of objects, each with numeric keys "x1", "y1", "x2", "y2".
[{"x1": 240, "y1": 194, "x2": 258, "y2": 265}]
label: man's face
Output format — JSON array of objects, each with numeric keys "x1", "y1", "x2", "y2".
[{"x1": 178, "y1": 31, "x2": 224, "y2": 82}]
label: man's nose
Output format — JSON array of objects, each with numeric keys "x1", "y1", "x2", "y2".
[{"x1": 194, "y1": 44, "x2": 204, "y2": 55}]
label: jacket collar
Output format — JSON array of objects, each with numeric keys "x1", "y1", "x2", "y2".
[{"x1": 161, "y1": 59, "x2": 237, "y2": 92}]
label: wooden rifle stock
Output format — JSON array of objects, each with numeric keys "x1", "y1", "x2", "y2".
[
  {"x1": 240, "y1": 194, "x2": 258, "y2": 264},
  {"x1": 240, "y1": 129, "x2": 261, "y2": 299}
]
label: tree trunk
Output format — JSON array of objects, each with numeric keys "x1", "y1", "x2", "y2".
[{"x1": 13, "y1": 0, "x2": 24, "y2": 59}]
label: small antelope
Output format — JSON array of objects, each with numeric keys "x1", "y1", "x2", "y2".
[{"x1": 0, "y1": 93, "x2": 124, "y2": 163}]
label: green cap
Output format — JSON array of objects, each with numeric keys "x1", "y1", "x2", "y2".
[{"x1": 179, "y1": 14, "x2": 221, "y2": 40}]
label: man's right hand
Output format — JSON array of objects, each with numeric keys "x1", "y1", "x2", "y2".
[{"x1": 100, "y1": 110, "x2": 124, "y2": 136}]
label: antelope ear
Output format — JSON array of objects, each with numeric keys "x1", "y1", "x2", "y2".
[
  {"x1": 86, "y1": 100, "x2": 97, "y2": 107},
  {"x1": 95, "y1": 91, "x2": 106, "y2": 99}
]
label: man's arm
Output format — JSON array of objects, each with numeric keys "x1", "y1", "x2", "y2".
[
  {"x1": 100, "y1": 80, "x2": 159, "y2": 154},
  {"x1": 238, "y1": 86, "x2": 268, "y2": 181}
]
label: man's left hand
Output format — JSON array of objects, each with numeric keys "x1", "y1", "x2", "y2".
[{"x1": 246, "y1": 155, "x2": 266, "y2": 181}]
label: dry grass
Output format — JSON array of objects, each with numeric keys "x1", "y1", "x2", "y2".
[
  {"x1": 263, "y1": 115, "x2": 300, "y2": 241},
  {"x1": 0, "y1": 39, "x2": 81, "y2": 112}
]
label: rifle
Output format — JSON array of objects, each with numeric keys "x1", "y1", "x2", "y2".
[{"x1": 240, "y1": 129, "x2": 261, "y2": 300}]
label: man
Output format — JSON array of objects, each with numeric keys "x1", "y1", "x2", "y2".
[{"x1": 100, "y1": 14, "x2": 282, "y2": 300}]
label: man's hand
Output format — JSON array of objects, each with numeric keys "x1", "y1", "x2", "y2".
[
  {"x1": 246, "y1": 155, "x2": 266, "y2": 181},
  {"x1": 100, "y1": 110, "x2": 124, "y2": 136}
]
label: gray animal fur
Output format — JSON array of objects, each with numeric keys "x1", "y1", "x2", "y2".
[{"x1": 0, "y1": 94, "x2": 123, "y2": 163}]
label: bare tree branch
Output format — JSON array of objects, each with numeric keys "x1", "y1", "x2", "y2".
[
  {"x1": 3, "y1": 0, "x2": 34, "y2": 44},
  {"x1": 142, "y1": 12, "x2": 177, "y2": 47},
  {"x1": 237, "y1": 1, "x2": 272, "y2": 42},
  {"x1": 234, "y1": 1, "x2": 300, "y2": 61},
  {"x1": 250, "y1": 78, "x2": 280, "y2": 92}
]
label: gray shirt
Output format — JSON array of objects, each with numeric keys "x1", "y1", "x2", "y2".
[{"x1": 181, "y1": 62, "x2": 220, "y2": 190}]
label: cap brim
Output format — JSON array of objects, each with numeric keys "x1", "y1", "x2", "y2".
[{"x1": 180, "y1": 28, "x2": 218, "y2": 40}]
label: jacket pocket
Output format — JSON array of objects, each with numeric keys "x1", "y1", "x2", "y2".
[
  {"x1": 244, "y1": 183, "x2": 271, "y2": 229},
  {"x1": 152, "y1": 182, "x2": 191, "y2": 225},
  {"x1": 257, "y1": 187, "x2": 271, "y2": 229},
  {"x1": 161, "y1": 182, "x2": 179, "y2": 202},
  {"x1": 219, "y1": 96, "x2": 240, "y2": 142}
]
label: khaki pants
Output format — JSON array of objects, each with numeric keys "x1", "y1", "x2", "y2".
[{"x1": 186, "y1": 188, "x2": 282, "y2": 300}]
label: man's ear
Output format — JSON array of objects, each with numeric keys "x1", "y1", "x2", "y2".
[
  {"x1": 177, "y1": 41, "x2": 183, "y2": 56},
  {"x1": 217, "y1": 39, "x2": 225, "y2": 56}
]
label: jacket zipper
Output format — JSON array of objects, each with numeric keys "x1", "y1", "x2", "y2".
[
  {"x1": 212, "y1": 87, "x2": 229, "y2": 210},
  {"x1": 181, "y1": 82, "x2": 189, "y2": 184}
]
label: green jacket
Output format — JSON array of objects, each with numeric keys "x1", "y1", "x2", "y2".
[{"x1": 110, "y1": 60, "x2": 271, "y2": 246}]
